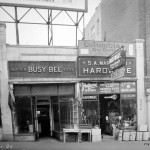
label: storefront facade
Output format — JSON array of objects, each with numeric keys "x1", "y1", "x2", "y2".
[{"x1": 0, "y1": 23, "x2": 149, "y2": 142}]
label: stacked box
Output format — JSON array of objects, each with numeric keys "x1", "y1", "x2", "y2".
[
  {"x1": 123, "y1": 131, "x2": 130, "y2": 141},
  {"x1": 92, "y1": 129, "x2": 101, "y2": 142},
  {"x1": 117, "y1": 130, "x2": 123, "y2": 141},
  {"x1": 129, "y1": 131, "x2": 136, "y2": 141},
  {"x1": 142, "y1": 132, "x2": 149, "y2": 141},
  {"x1": 136, "y1": 132, "x2": 143, "y2": 141}
]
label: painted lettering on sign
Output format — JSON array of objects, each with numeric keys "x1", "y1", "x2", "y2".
[
  {"x1": 82, "y1": 83, "x2": 98, "y2": 93},
  {"x1": 108, "y1": 46, "x2": 126, "y2": 71},
  {"x1": 99, "y1": 83, "x2": 120, "y2": 93},
  {"x1": 8, "y1": 61, "x2": 76, "y2": 78},
  {"x1": 83, "y1": 95, "x2": 98, "y2": 100},
  {"x1": 78, "y1": 40, "x2": 135, "y2": 57},
  {"x1": 78, "y1": 57, "x2": 136, "y2": 78},
  {"x1": 120, "y1": 82, "x2": 136, "y2": 93}
]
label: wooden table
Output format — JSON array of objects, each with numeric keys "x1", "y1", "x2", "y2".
[{"x1": 63, "y1": 129, "x2": 80, "y2": 143}]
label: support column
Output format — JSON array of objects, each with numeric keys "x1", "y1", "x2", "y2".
[
  {"x1": 0, "y1": 23, "x2": 13, "y2": 141},
  {"x1": 135, "y1": 39, "x2": 146, "y2": 127},
  {"x1": 146, "y1": 91, "x2": 150, "y2": 138}
]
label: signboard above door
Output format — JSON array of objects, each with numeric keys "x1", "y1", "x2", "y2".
[{"x1": 8, "y1": 61, "x2": 76, "y2": 78}]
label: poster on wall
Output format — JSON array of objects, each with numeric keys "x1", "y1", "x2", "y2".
[
  {"x1": 120, "y1": 82, "x2": 136, "y2": 93},
  {"x1": 99, "y1": 82, "x2": 120, "y2": 93},
  {"x1": 82, "y1": 82, "x2": 99, "y2": 94}
]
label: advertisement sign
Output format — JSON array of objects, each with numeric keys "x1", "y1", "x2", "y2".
[
  {"x1": 82, "y1": 82, "x2": 99, "y2": 94},
  {"x1": 108, "y1": 46, "x2": 126, "y2": 71},
  {"x1": 0, "y1": 0, "x2": 87, "y2": 12},
  {"x1": 82, "y1": 82, "x2": 137, "y2": 95},
  {"x1": 78, "y1": 57, "x2": 136, "y2": 78},
  {"x1": 121, "y1": 94, "x2": 136, "y2": 99},
  {"x1": 120, "y1": 82, "x2": 136, "y2": 93},
  {"x1": 8, "y1": 61, "x2": 76, "y2": 78},
  {"x1": 111, "y1": 67, "x2": 125, "y2": 80},
  {"x1": 83, "y1": 95, "x2": 98, "y2": 100},
  {"x1": 78, "y1": 40, "x2": 135, "y2": 57},
  {"x1": 99, "y1": 82, "x2": 120, "y2": 93}
]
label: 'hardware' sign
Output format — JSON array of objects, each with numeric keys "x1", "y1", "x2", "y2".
[
  {"x1": 108, "y1": 46, "x2": 126, "y2": 71},
  {"x1": 78, "y1": 57, "x2": 136, "y2": 78}
]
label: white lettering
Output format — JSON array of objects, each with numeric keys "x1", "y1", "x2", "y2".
[
  {"x1": 83, "y1": 68, "x2": 89, "y2": 73},
  {"x1": 88, "y1": 61, "x2": 91, "y2": 65},
  {"x1": 49, "y1": 66, "x2": 62, "y2": 72},
  {"x1": 127, "y1": 68, "x2": 131, "y2": 74}
]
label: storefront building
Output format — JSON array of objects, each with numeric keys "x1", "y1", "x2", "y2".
[{"x1": 0, "y1": 23, "x2": 149, "y2": 142}]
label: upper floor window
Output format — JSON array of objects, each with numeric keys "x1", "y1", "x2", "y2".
[
  {"x1": 97, "y1": 19, "x2": 100, "y2": 35},
  {"x1": 91, "y1": 26, "x2": 95, "y2": 40}
]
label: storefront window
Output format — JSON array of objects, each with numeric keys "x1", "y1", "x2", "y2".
[
  {"x1": 120, "y1": 98, "x2": 137, "y2": 129},
  {"x1": 15, "y1": 96, "x2": 33, "y2": 134},
  {"x1": 51, "y1": 96, "x2": 60, "y2": 132},
  {"x1": 82, "y1": 98, "x2": 100, "y2": 128},
  {"x1": 59, "y1": 96, "x2": 73, "y2": 131}
]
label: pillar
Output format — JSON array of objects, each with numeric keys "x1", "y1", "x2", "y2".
[
  {"x1": 0, "y1": 23, "x2": 13, "y2": 141},
  {"x1": 135, "y1": 39, "x2": 146, "y2": 127},
  {"x1": 146, "y1": 90, "x2": 150, "y2": 138}
]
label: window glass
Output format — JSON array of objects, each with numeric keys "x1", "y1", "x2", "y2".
[
  {"x1": 59, "y1": 96, "x2": 74, "y2": 131},
  {"x1": 120, "y1": 98, "x2": 137, "y2": 128},
  {"x1": 51, "y1": 96, "x2": 60, "y2": 132},
  {"x1": 15, "y1": 96, "x2": 33, "y2": 133},
  {"x1": 82, "y1": 100, "x2": 100, "y2": 128},
  {"x1": 91, "y1": 26, "x2": 95, "y2": 40}
]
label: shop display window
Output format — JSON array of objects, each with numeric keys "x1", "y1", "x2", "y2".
[
  {"x1": 120, "y1": 98, "x2": 137, "y2": 129},
  {"x1": 51, "y1": 96, "x2": 60, "y2": 132},
  {"x1": 82, "y1": 100, "x2": 100, "y2": 128},
  {"x1": 59, "y1": 96, "x2": 74, "y2": 131},
  {"x1": 14, "y1": 96, "x2": 33, "y2": 134}
]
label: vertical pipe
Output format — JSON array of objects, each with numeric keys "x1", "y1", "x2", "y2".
[
  {"x1": 83, "y1": 12, "x2": 85, "y2": 40},
  {"x1": 76, "y1": 12, "x2": 78, "y2": 46},
  {"x1": 15, "y1": 7, "x2": 19, "y2": 45},
  {"x1": 50, "y1": 9, "x2": 53, "y2": 46},
  {"x1": 48, "y1": 9, "x2": 50, "y2": 45}
]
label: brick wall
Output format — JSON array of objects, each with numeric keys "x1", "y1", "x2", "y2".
[
  {"x1": 145, "y1": 0, "x2": 150, "y2": 76},
  {"x1": 101, "y1": 0, "x2": 139, "y2": 42}
]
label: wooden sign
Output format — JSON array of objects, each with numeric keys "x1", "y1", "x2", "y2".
[
  {"x1": 108, "y1": 46, "x2": 126, "y2": 71},
  {"x1": 8, "y1": 61, "x2": 76, "y2": 78}
]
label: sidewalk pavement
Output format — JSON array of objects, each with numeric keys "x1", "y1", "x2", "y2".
[{"x1": 0, "y1": 138, "x2": 150, "y2": 150}]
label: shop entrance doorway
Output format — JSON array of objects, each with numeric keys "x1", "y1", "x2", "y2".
[
  {"x1": 36, "y1": 97, "x2": 51, "y2": 138},
  {"x1": 100, "y1": 94, "x2": 120, "y2": 136},
  {"x1": 37, "y1": 105, "x2": 50, "y2": 137}
]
